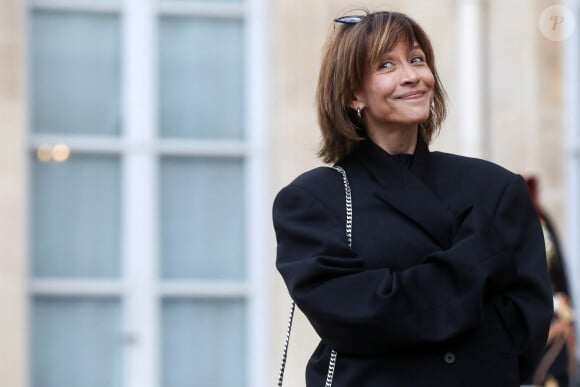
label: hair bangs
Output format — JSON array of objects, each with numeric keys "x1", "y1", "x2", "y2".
[{"x1": 367, "y1": 14, "x2": 417, "y2": 67}]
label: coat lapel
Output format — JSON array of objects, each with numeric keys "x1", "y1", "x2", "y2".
[{"x1": 351, "y1": 135, "x2": 454, "y2": 249}]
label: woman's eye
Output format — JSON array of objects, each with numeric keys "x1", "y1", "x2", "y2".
[
  {"x1": 411, "y1": 56, "x2": 425, "y2": 64},
  {"x1": 380, "y1": 61, "x2": 395, "y2": 69}
]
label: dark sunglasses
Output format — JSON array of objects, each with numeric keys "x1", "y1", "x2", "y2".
[{"x1": 334, "y1": 15, "x2": 365, "y2": 24}]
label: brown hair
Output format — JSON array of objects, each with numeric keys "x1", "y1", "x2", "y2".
[{"x1": 316, "y1": 10, "x2": 447, "y2": 163}]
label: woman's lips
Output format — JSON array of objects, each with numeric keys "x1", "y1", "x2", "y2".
[{"x1": 397, "y1": 90, "x2": 426, "y2": 99}]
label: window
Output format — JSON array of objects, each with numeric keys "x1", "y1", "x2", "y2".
[
  {"x1": 27, "y1": 0, "x2": 268, "y2": 386},
  {"x1": 563, "y1": 0, "x2": 580, "y2": 327}
]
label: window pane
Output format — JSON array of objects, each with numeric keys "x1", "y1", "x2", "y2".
[
  {"x1": 31, "y1": 297, "x2": 122, "y2": 387},
  {"x1": 31, "y1": 154, "x2": 121, "y2": 278},
  {"x1": 160, "y1": 0, "x2": 242, "y2": 2},
  {"x1": 160, "y1": 157, "x2": 245, "y2": 279},
  {"x1": 30, "y1": 10, "x2": 121, "y2": 135},
  {"x1": 31, "y1": 0, "x2": 120, "y2": 3},
  {"x1": 160, "y1": 0, "x2": 242, "y2": 3},
  {"x1": 161, "y1": 299, "x2": 246, "y2": 387},
  {"x1": 159, "y1": 16, "x2": 244, "y2": 139}
]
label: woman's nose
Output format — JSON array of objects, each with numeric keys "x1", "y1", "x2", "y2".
[{"x1": 400, "y1": 63, "x2": 419, "y2": 84}]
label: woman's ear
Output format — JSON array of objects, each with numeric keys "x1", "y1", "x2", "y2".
[{"x1": 349, "y1": 94, "x2": 363, "y2": 111}]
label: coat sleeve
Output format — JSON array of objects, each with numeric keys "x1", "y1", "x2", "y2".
[
  {"x1": 490, "y1": 175, "x2": 553, "y2": 381},
  {"x1": 273, "y1": 176, "x2": 524, "y2": 356}
]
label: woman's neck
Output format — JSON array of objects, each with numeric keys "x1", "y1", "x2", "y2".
[{"x1": 367, "y1": 126, "x2": 418, "y2": 155}]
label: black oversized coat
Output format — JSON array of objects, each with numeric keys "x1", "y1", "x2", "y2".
[{"x1": 273, "y1": 136, "x2": 553, "y2": 387}]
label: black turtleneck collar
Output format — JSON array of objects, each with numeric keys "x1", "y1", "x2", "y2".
[
  {"x1": 392, "y1": 153, "x2": 414, "y2": 168},
  {"x1": 344, "y1": 131, "x2": 431, "y2": 188}
]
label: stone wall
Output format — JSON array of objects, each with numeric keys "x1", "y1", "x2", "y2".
[{"x1": 0, "y1": 0, "x2": 28, "y2": 386}]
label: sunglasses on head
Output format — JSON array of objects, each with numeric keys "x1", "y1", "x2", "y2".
[{"x1": 334, "y1": 15, "x2": 365, "y2": 24}]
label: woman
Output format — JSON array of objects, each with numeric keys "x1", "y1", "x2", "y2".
[{"x1": 273, "y1": 10, "x2": 553, "y2": 387}]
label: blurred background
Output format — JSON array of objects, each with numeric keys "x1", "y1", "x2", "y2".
[{"x1": 0, "y1": 0, "x2": 579, "y2": 386}]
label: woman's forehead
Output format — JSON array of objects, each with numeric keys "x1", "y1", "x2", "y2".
[{"x1": 385, "y1": 42, "x2": 422, "y2": 52}]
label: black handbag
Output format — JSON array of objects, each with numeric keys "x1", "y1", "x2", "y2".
[{"x1": 276, "y1": 166, "x2": 352, "y2": 387}]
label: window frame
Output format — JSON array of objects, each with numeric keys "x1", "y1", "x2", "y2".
[
  {"x1": 26, "y1": 0, "x2": 270, "y2": 386},
  {"x1": 563, "y1": 0, "x2": 580, "y2": 353}
]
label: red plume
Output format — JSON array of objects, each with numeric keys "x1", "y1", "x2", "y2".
[{"x1": 525, "y1": 176, "x2": 543, "y2": 218}]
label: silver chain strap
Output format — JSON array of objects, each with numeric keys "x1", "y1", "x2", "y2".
[
  {"x1": 276, "y1": 301, "x2": 295, "y2": 387},
  {"x1": 332, "y1": 166, "x2": 353, "y2": 250},
  {"x1": 277, "y1": 166, "x2": 352, "y2": 387}
]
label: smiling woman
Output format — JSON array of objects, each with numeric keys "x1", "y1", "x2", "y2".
[
  {"x1": 316, "y1": 11, "x2": 446, "y2": 164},
  {"x1": 273, "y1": 10, "x2": 553, "y2": 387},
  {"x1": 350, "y1": 41, "x2": 435, "y2": 152}
]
